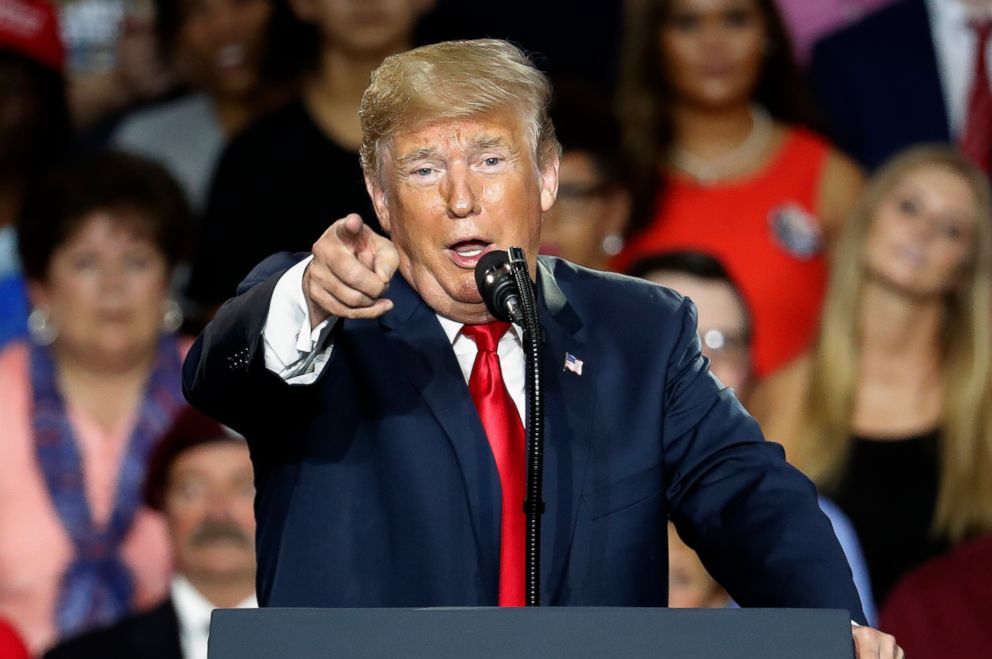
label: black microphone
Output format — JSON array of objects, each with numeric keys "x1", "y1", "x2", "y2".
[{"x1": 475, "y1": 250, "x2": 522, "y2": 324}]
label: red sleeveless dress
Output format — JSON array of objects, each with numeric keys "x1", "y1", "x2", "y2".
[{"x1": 613, "y1": 129, "x2": 830, "y2": 377}]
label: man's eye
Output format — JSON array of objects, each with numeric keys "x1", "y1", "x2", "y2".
[{"x1": 483, "y1": 157, "x2": 502, "y2": 166}]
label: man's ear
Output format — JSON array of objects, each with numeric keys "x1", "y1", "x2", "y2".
[
  {"x1": 539, "y1": 155, "x2": 560, "y2": 213},
  {"x1": 365, "y1": 175, "x2": 391, "y2": 234}
]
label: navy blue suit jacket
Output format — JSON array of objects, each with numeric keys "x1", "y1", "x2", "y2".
[
  {"x1": 810, "y1": 0, "x2": 950, "y2": 171},
  {"x1": 183, "y1": 254, "x2": 866, "y2": 622}
]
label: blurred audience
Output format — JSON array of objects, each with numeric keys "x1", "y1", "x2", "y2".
[
  {"x1": 774, "y1": 0, "x2": 894, "y2": 64},
  {"x1": 45, "y1": 407, "x2": 257, "y2": 659},
  {"x1": 59, "y1": 0, "x2": 179, "y2": 132},
  {"x1": 185, "y1": 0, "x2": 432, "y2": 318},
  {"x1": 539, "y1": 79, "x2": 630, "y2": 270},
  {"x1": 113, "y1": 0, "x2": 284, "y2": 213},
  {"x1": 613, "y1": 0, "x2": 864, "y2": 378},
  {"x1": 0, "y1": 152, "x2": 192, "y2": 654},
  {"x1": 811, "y1": 0, "x2": 992, "y2": 172},
  {"x1": 631, "y1": 250, "x2": 877, "y2": 624},
  {"x1": 749, "y1": 145, "x2": 992, "y2": 606},
  {"x1": 879, "y1": 533, "x2": 992, "y2": 659},
  {"x1": 0, "y1": 0, "x2": 73, "y2": 349},
  {"x1": 667, "y1": 523, "x2": 732, "y2": 609},
  {"x1": 420, "y1": 0, "x2": 625, "y2": 94}
]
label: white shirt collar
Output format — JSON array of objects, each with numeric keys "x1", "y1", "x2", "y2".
[
  {"x1": 171, "y1": 575, "x2": 257, "y2": 659},
  {"x1": 435, "y1": 314, "x2": 524, "y2": 346}
]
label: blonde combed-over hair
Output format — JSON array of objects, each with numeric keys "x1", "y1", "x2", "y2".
[
  {"x1": 358, "y1": 39, "x2": 561, "y2": 183},
  {"x1": 798, "y1": 145, "x2": 992, "y2": 542}
]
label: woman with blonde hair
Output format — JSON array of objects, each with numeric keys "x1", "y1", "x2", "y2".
[{"x1": 750, "y1": 144, "x2": 992, "y2": 606}]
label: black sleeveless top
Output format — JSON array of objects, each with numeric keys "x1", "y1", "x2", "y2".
[{"x1": 827, "y1": 429, "x2": 949, "y2": 606}]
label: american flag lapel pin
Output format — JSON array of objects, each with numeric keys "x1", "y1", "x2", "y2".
[{"x1": 563, "y1": 352, "x2": 583, "y2": 376}]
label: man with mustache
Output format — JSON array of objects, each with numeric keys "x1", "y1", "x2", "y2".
[
  {"x1": 184, "y1": 39, "x2": 903, "y2": 658},
  {"x1": 44, "y1": 408, "x2": 257, "y2": 659}
]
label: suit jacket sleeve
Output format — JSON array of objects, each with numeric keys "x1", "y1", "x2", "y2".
[
  {"x1": 182, "y1": 252, "x2": 326, "y2": 441},
  {"x1": 662, "y1": 299, "x2": 866, "y2": 623}
]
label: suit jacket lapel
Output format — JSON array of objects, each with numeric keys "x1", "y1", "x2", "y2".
[
  {"x1": 379, "y1": 276, "x2": 502, "y2": 590},
  {"x1": 535, "y1": 259, "x2": 595, "y2": 603},
  {"x1": 377, "y1": 264, "x2": 595, "y2": 603}
]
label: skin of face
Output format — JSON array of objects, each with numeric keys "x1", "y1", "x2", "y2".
[
  {"x1": 539, "y1": 151, "x2": 629, "y2": 271},
  {"x1": 178, "y1": 0, "x2": 273, "y2": 97},
  {"x1": 667, "y1": 524, "x2": 730, "y2": 608},
  {"x1": 290, "y1": 0, "x2": 432, "y2": 54},
  {"x1": 164, "y1": 441, "x2": 257, "y2": 582},
  {"x1": 646, "y1": 272, "x2": 752, "y2": 396},
  {"x1": 29, "y1": 212, "x2": 171, "y2": 370},
  {"x1": 657, "y1": 0, "x2": 767, "y2": 110},
  {"x1": 366, "y1": 111, "x2": 559, "y2": 324},
  {"x1": 863, "y1": 164, "x2": 978, "y2": 300}
]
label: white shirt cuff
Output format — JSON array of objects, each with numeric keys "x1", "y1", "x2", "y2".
[{"x1": 263, "y1": 256, "x2": 335, "y2": 383}]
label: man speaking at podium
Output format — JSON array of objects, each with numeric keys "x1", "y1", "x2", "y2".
[{"x1": 183, "y1": 39, "x2": 902, "y2": 658}]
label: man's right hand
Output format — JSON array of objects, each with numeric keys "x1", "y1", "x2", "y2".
[{"x1": 303, "y1": 214, "x2": 400, "y2": 327}]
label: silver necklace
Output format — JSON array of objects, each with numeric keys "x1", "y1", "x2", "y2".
[{"x1": 668, "y1": 105, "x2": 774, "y2": 185}]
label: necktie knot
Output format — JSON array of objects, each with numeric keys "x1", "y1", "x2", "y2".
[{"x1": 462, "y1": 321, "x2": 512, "y2": 353}]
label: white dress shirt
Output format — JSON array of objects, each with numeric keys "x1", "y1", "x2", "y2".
[
  {"x1": 170, "y1": 575, "x2": 257, "y2": 659},
  {"x1": 927, "y1": 0, "x2": 992, "y2": 137},
  {"x1": 262, "y1": 256, "x2": 527, "y2": 421}
]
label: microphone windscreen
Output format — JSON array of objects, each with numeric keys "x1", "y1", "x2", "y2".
[
  {"x1": 475, "y1": 250, "x2": 509, "y2": 295},
  {"x1": 475, "y1": 250, "x2": 518, "y2": 322}
]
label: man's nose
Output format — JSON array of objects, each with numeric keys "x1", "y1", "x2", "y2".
[
  {"x1": 203, "y1": 490, "x2": 238, "y2": 520},
  {"x1": 443, "y1": 162, "x2": 481, "y2": 218}
]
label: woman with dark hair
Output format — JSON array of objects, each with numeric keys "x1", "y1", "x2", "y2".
[
  {"x1": 185, "y1": 0, "x2": 434, "y2": 319},
  {"x1": 611, "y1": 0, "x2": 863, "y2": 378},
  {"x1": 0, "y1": 152, "x2": 192, "y2": 654},
  {"x1": 113, "y1": 0, "x2": 284, "y2": 213}
]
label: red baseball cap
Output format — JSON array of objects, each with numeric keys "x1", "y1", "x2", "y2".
[
  {"x1": 0, "y1": 0, "x2": 64, "y2": 73},
  {"x1": 143, "y1": 406, "x2": 246, "y2": 511}
]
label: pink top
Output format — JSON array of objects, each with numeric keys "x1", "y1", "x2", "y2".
[{"x1": 0, "y1": 341, "x2": 176, "y2": 655}]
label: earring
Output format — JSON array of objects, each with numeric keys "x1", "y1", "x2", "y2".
[
  {"x1": 601, "y1": 234, "x2": 624, "y2": 257},
  {"x1": 162, "y1": 299, "x2": 184, "y2": 333},
  {"x1": 28, "y1": 308, "x2": 58, "y2": 346}
]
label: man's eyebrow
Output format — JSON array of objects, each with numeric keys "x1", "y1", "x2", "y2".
[
  {"x1": 395, "y1": 147, "x2": 439, "y2": 167},
  {"x1": 472, "y1": 135, "x2": 511, "y2": 151}
]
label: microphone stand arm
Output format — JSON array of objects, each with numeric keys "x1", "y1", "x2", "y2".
[{"x1": 506, "y1": 247, "x2": 545, "y2": 607}]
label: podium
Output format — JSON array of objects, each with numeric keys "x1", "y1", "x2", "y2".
[{"x1": 208, "y1": 607, "x2": 854, "y2": 658}]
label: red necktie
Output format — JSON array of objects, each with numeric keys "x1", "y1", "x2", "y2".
[
  {"x1": 462, "y1": 322, "x2": 526, "y2": 607},
  {"x1": 961, "y1": 19, "x2": 992, "y2": 173}
]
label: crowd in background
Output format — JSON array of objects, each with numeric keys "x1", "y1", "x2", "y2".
[{"x1": 1, "y1": 0, "x2": 991, "y2": 657}]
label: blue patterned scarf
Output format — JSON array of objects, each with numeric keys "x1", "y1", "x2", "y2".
[{"x1": 30, "y1": 335, "x2": 184, "y2": 637}]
